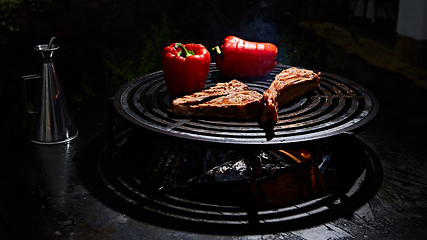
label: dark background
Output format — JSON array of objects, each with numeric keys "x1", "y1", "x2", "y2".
[
  {"x1": 1, "y1": 0, "x2": 406, "y2": 150},
  {"x1": 1, "y1": 1, "x2": 427, "y2": 239}
]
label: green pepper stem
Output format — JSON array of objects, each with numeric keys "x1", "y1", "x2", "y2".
[
  {"x1": 174, "y1": 43, "x2": 194, "y2": 58},
  {"x1": 212, "y1": 46, "x2": 222, "y2": 55}
]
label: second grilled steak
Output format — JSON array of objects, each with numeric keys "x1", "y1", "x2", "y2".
[{"x1": 261, "y1": 67, "x2": 321, "y2": 122}]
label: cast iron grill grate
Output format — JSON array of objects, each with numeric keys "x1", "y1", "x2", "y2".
[{"x1": 113, "y1": 63, "x2": 378, "y2": 146}]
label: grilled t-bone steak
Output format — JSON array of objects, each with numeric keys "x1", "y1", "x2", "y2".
[
  {"x1": 261, "y1": 67, "x2": 321, "y2": 122},
  {"x1": 172, "y1": 80, "x2": 264, "y2": 119}
]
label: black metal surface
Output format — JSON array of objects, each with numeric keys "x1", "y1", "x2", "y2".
[
  {"x1": 113, "y1": 63, "x2": 379, "y2": 146},
  {"x1": 78, "y1": 128, "x2": 382, "y2": 235}
]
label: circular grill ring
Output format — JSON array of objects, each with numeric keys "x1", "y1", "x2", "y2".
[
  {"x1": 114, "y1": 63, "x2": 379, "y2": 146},
  {"x1": 77, "y1": 129, "x2": 383, "y2": 235}
]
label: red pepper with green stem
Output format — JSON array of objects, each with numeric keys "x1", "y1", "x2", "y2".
[
  {"x1": 213, "y1": 36, "x2": 278, "y2": 78},
  {"x1": 162, "y1": 43, "x2": 211, "y2": 96}
]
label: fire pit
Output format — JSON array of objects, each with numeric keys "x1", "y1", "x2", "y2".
[
  {"x1": 79, "y1": 127, "x2": 382, "y2": 234},
  {"x1": 90, "y1": 63, "x2": 382, "y2": 234}
]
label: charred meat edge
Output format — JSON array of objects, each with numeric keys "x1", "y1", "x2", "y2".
[{"x1": 261, "y1": 67, "x2": 321, "y2": 122}]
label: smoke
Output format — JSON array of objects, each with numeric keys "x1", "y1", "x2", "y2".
[
  {"x1": 318, "y1": 150, "x2": 335, "y2": 171},
  {"x1": 190, "y1": 1, "x2": 282, "y2": 50}
]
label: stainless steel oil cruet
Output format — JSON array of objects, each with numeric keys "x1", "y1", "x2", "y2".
[{"x1": 23, "y1": 37, "x2": 78, "y2": 144}]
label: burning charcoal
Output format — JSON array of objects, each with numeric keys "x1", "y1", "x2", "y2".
[
  {"x1": 186, "y1": 159, "x2": 253, "y2": 185},
  {"x1": 135, "y1": 140, "x2": 258, "y2": 191},
  {"x1": 123, "y1": 131, "x2": 365, "y2": 208}
]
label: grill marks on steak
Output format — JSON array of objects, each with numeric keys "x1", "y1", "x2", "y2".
[
  {"x1": 171, "y1": 68, "x2": 320, "y2": 122},
  {"x1": 187, "y1": 91, "x2": 265, "y2": 119},
  {"x1": 261, "y1": 67, "x2": 320, "y2": 122},
  {"x1": 172, "y1": 80, "x2": 264, "y2": 119}
]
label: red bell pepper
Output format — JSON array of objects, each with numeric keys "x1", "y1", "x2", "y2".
[
  {"x1": 213, "y1": 36, "x2": 278, "y2": 78},
  {"x1": 162, "y1": 43, "x2": 211, "y2": 96}
]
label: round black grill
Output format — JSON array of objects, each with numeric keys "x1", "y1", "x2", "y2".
[{"x1": 114, "y1": 63, "x2": 378, "y2": 146}]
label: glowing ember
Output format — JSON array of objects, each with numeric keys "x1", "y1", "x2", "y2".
[{"x1": 298, "y1": 148, "x2": 312, "y2": 161}]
